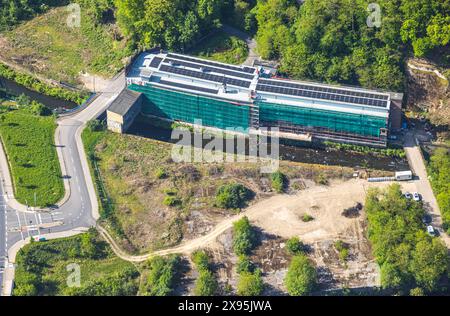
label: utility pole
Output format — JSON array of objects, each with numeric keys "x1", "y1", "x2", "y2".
[{"x1": 34, "y1": 192, "x2": 37, "y2": 208}]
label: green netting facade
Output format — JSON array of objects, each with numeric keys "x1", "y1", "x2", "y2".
[
  {"x1": 128, "y1": 84, "x2": 251, "y2": 130},
  {"x1": 257, "y1": 101, "x2": 388, "y2": 138}
]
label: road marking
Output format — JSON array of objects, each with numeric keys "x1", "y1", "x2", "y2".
[
  {"x1": 15, "y1": 210, "x2": 24, "y2": 240},
  {"x1": 34, "y1": 212, "x2": 41, "y2": 235}
]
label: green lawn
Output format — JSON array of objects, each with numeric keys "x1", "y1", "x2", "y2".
[
  {"x1": 0, "y1": 107, "x2": 63, "y2": 207},
  {"x1": 190, "y1": 31, "x2": 249, "y2": 65},
  {"x1": 14, "y1": 230, "x2": 139, "y2": 296}
]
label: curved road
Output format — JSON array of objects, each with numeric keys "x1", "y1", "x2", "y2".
[{"x1": 0, "y1": 73, "x2": 125, "y2": 295}]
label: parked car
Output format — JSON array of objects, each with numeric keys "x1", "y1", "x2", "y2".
[
  {"x1": 404, "y1": 192, "x2": 412, "y2": 199},
  {"x1": 413, "y1": 192, "x2": 421, "y2": 202},
  {"x1": 427, "y1": 226, "x2": 436, "y2": 237}
]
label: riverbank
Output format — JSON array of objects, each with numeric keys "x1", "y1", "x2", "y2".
[{"x1": 0, "y1": 63, "x2": 88, "y2": 105}]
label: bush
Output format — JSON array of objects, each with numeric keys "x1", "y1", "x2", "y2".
[
  {"x1": 286, "y1": 237, "x2": 304, "y2": 255},
  {"x1": 271, "y1": 171, "x2": 287, "y2": 193},
  {"x1": 284, "y1": 254, "x2": 317, "y2": 296},
  {"x1": 191, "y1": 250, "x2": 218, "y2": 296},
  {"x1": 163, "y1": 195, "x2": 181, "y2": 207},
  {"x1": 334, "y1": 240, "x2": 350, "y2": 262},
  {"x1": 194, "y1": 270, "x2": 218, "y2": 296},
  {"x1": 237, "y1": 269, "x2": 264, "y2": 296},
  {"x1": 86, "y1": 119, "x2": 105, "y2": 132},
  {"x1": 192, "y1": 250, "x2": 210, "y2": 271},
  {"x1": 232, "y1": 217, "x2": 257, "y2": 256},
  {"x1": 236, "y1": 255, "x2": 254, "y2": 274},
  {"x1": 155, "y1": 168, "x2": 168, "y2": 179},
  {"x1": 143, "y1": 255, "x2": 180, "y2": 296},
  {"x1": 302, "y1": 214, "x2": 314, "y2": 222},
  {"x1": 215, "y1": 183, "x2": 252, "y2": 210}
]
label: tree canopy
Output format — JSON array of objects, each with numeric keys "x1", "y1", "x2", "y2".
[{"x1": 366, "y1": 184, "x2": 449, "y2": 293}]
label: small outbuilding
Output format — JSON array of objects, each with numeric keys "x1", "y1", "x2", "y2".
[{"x1": 107, "y1": 89, "x2": 142, "y2": 134}]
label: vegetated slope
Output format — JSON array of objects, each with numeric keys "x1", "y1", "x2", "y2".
[
  {"x1": 0, "y1": 1, "x2": 130, "y2": 86},
  {"x1": 252, "y1": 0, "x2": 449, "y2": 91},
  {"x1": 189, "y1": 30, "x2": 249, "y2": 65},
  {"x1": 406, "y1": 59, "x2": 450, "y2": 130}
]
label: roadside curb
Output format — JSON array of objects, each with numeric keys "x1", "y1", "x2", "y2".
[{"x1": 1, "y1": 227, "x2": 90, "y2": 296}]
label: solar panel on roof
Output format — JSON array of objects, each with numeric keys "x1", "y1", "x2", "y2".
[
  {"x1": 160, "y1": 64, "x2": 251, "y2": 88},
  {"x1": 259, "y1": 79, "x2": 389, "y2": 101},
  {"x1": 149, "y1": 57, "x2": 163, "y2": 68},
  {"x1": 256, "y1": 84, "x2": 388, "y2": 108},
  {"x1": 156, "y1": 80, "x2": 218, "y2": 95},
  {"x1": 167, "y1": 53, "x2": 256, "y2": 74},
  {"x1": 165, "y1": 58, "x2": 255, "y2": 80}
]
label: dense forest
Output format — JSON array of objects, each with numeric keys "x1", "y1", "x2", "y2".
[{"x1": 1, "y1": 0, "x2": 449, "y2": 90}]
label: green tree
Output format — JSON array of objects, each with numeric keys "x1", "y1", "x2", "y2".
[
  {"x1": 237, "y1": 269, "x2": 264, "y2": 296},
  {"x1": 194, "y1": 270, "x2": 218, "y2": 296},
  {"x1": 284, "y1": 254, "x2": 317, "y2": 296},
  {"x1": 232, "y1": 216, "x2": 257, "y2": 255}
]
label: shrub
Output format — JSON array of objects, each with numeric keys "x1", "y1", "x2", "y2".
[
  {"x1": 163, "y1": 195, "x2": 181, "y2": 207},
  {"x1": 86, "y1": 119, "x2": 105, "y2": 132},
  {"x1": 302, "y1": 214, "x2": 314, "y2": 222},
  {"x1": 410, "y1": 287, "x2": 425, "y2": 296},
  {"x1": 334, "y1": 240, "x2": 350, "y2": 262},
  {"x1": 232, "y1": 217, "x2": 257, "y2": 256},
  {"x1": 237, "y1": 269, "x2": 264, "y2": 296},
  {"x1": 194, "y1": 270, "x2": 218, "y2": 296},
  {"x1": 29, "y1": 101, "x2": 51, "y2": 116},
  {"x1": 143, "y1": 255, "x2": 180, "y2": 296},
  {"x1": 284, "y1": 254, "x2": 317, "y2": 296},
  {"x1": 192, "y1": 250, "x2": 210, "y2": 271},
  {"x1": 215, "y1": 183, "x2": 252, "y2": 210},
  {"x1": 236, "y1": 255, "x2": 254, "y2": 274},
  {"x1": 286, "y1": 237, "x2": 304, "y2": 255},
  {"x1": 155, "y1": 168, "x2": 168, "y2": 179},
  {"x1": 271, "y1": 171, "x2": 287, "y2": 193}
]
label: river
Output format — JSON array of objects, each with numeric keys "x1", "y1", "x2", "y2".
[{"x1": 0, "y1": 76, "x2": 79, "y2": 111}]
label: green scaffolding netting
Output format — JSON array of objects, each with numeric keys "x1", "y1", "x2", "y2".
[
  {"x1": 129, "y1": 84, "x2": 251, "y2": 130},
  {"x1": 257, "y1": 101, "x2": 387, "y2": 137}
]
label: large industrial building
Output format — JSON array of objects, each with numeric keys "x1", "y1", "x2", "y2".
[{"x1": 107, "y1": 50, "x2": 403, "y2": 147}]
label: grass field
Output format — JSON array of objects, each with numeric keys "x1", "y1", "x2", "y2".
[
  {"x1": 190, "y1": 31, "x2": 249, "y2": 65},
  {"x1": 0, "y1": 107, "x2": 64, "y2": 207},
  {"x1": 0, "y1": 6, "x2": 129, "y2": 86},
  {"x1": 14, "y1": 230, "x2": 139, "y2": 296}
]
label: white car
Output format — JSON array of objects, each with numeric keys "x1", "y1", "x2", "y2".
[
  {"x1": 404, "y1": 192, "x2": 412, "y2": 199},
  {"x1": 413, "y1": 192, "x2": 421, "y2": 202},
  {"x1": 427, "y1": 226, "x2": 436, "y2": 237}
]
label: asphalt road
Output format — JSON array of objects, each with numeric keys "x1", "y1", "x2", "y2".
[{"x1": 0, "y1": 72, "x2": 125, "y2": 295}]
